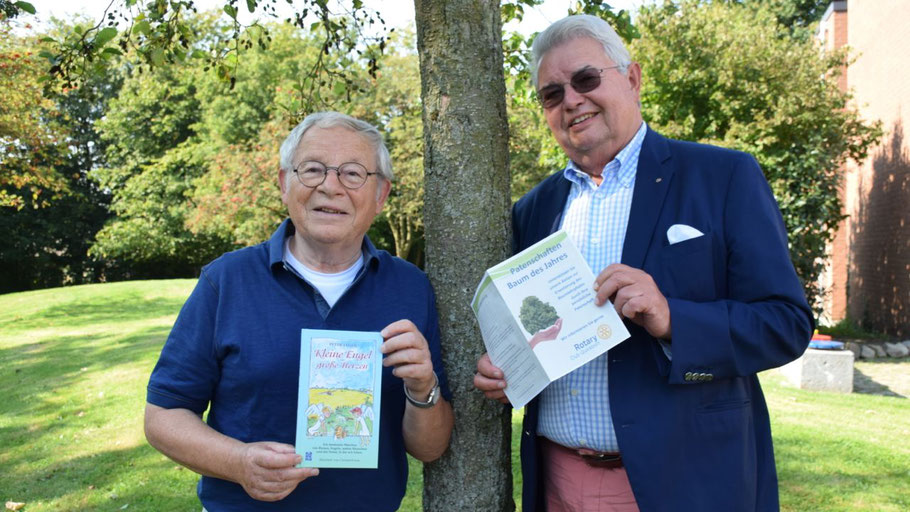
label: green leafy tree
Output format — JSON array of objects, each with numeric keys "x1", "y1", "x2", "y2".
[
  {"x1": 88, "y1": 45, "x2": 232, "y2": 273},
  {"x1": 519, "y1": 295, "x2": 559, "y2": 334},
  {"x1": 632, "y1": 0, "x2": 881, "y2": 314},
  {"x1": 0, "y1": 20, "x2": 66, "y2": 209},
  {"x1": 0, "y1": 21, "x2": 123, "y2": 292},
  {"x1": 0, "y1": 0, "x2": 34, "y2": 20},
  {"x1": 91, "y1": 140, "x2": 235, "y2": 274},
  {"x1": 739, "y1": 0, "x2": 830, "y2": 37},
  {"x1": 31, "y1": 0, "x2": 390, "y2": 112}
]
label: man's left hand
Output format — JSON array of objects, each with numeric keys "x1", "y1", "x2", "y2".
[
  {"x1": 381, "y1": 320, "x2": 435, "y2": 401},
  {"x1": 593, "y1": 263, "x2": 672, "y2": 340}
]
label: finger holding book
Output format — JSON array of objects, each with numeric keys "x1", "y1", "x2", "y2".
[{"x1": 236, "y1": 441, "x2": 319, "y2": 502}]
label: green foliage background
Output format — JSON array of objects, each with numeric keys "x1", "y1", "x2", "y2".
[
  {"x1": 631, "y1": 0, "x2": 880, "y2": 315},
  {"x1": 1, "y1": 0, "x2": 883, "y2": 320}
]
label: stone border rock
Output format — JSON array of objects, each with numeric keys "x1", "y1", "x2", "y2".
[{"x1": 844, "y1": 340, "x2": 910, "y2": 360}]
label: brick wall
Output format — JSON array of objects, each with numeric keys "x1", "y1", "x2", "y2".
[
  {"x1": 843, "y1": 0, "x2": 910, "y2": 336},
  {"x1": 819, "y1": 3, "x2": 850, "y2": 323}
]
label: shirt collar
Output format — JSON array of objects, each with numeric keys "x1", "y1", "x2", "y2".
[
  {"x1": 268, "y1": 218, "x2": 380, "y2": 270},
  {"x1": 562, "y1": 121, "x2": 647, "y2": 189}
]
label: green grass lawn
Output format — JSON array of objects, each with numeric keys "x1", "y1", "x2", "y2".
[{"x1": 2, "y1": 280, "x2": 908, "y2": 511}]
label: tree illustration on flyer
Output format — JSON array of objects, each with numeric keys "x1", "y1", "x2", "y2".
[
  {"x1": 519, "y1": 296, "x2": 559, "y2": 334},
  {"x1": 296, "y1": 329, "x2": 383, "y2": 469}
]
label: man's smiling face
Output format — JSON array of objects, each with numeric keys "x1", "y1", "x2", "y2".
[
  {"x1": 537, "y1": 36, "x2": 643, "y2": 175},
  {"x1": 280, "y1": 125, "x2": 389, "y2": 254}
]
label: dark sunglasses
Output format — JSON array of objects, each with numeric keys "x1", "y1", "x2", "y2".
[{"x1": 537, "y1": 65, "x2": 622, "y2": 109}]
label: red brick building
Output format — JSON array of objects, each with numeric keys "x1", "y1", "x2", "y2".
[{"x1": 819, "y1": 0, "x2": 910, "y2": 337}]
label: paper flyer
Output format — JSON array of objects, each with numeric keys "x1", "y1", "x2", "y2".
[
  {"x1": 295, "y1": 329, "x2": 383, "y2": 469},
  {"x1": 471, "y1": 230, "x2": 630, "y2": 408}
]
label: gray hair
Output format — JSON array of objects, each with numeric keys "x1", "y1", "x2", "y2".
[
  {"x1": 279, "y1": 111, "x2": 394, "y2": 182},
  {"x1": 530, "y1": 14, "x2": 632, "y2": 88}
]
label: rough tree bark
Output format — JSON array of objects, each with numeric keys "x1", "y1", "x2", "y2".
[{"x1": 414, "y1": 0, "x2": 514, "y2": 510}]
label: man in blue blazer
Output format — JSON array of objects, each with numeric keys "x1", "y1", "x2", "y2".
[{"x1": 474, "y1": 14, "x2": 813, "y2": 512}]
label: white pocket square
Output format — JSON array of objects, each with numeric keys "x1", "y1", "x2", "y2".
[{"x1": 667, "y1": 224, "x2": 704, "y2": 245}]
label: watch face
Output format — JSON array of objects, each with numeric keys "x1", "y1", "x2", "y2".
[{"x1": 406, "y1": 374, "x2": 440, "y2": 408}]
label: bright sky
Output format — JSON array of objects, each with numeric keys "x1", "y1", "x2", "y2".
[{"x1": 27, "y1": 0, "x2": 646, "y2": 35}]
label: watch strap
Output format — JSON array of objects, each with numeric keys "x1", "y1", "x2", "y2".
[{"x1": 404, "y1": 371, "x2": 440, "y2": 408}]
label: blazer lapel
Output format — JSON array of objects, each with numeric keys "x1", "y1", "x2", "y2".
[
  {"x1": 545, "y1": 177, "x2": 572, "y2": 235},
  {"x1": 621, "y1": 128, "x2": 674, "y2": 269},
  {"x1": 512, "y1": 171, "x2": 572, "y2": 253}
]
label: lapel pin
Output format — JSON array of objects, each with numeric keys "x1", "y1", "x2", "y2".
[{"x1": 655, "y1": 177, "x2": 662, "y2": 183}]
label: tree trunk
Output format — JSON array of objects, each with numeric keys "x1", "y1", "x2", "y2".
[{"x1": 414, "y1": 1, "x2": 514, "y2": 510}]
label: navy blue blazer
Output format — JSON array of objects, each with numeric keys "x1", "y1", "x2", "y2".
[{"x1": 514, "y1": 128, "x2": 813, "y2": 511}]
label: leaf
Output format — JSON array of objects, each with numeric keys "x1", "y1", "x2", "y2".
[
  {"x1": 102, "y1": 47, "x2": 123, "y2": 57},
  {"x1": 223, "y1": 4, "x2": 238, "y2": 19},
  {"x1": 13, "y1": 1, "x2": 35, "y2": 15},
  {"x1": 5, "y1": 501, "x2": 26, "y2": 511},
  {"x1": 132, "y1": 20, "x2": 151, "y2": 36},
  {"x1": 149, "y1": 48, "x2": 165, "y2": 66},
  {"x1": 94, "y1": 27, "x2": 118, "y2": 47},
  {"x1": 246, "y1": 0, "x2": 257, "y2": 13}
]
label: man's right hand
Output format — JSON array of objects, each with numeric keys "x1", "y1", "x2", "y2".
[
  {"x1": 473, "y1": 353, "x2": 511, "y2": 404},
  {"x1": 235, "y1": 441, "x2": 319, "y2": 502}
]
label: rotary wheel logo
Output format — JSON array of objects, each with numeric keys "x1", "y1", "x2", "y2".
[{"x1": 596, "y1": 324, "x2": 612, "y2": 339}]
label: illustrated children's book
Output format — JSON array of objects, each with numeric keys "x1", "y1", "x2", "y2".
[
  {"x1": 295, "y1": 329, "x2": 383, "y2": 469},
  {"x1": 471, "y1": 230, "x2": 631, "y2": 408}
]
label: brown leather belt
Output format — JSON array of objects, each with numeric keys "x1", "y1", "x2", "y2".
[{"x1": 545, "y1": 438, "x2": 624, "y2": 469}]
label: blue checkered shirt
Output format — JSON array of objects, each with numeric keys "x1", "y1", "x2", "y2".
[{"x1": 537, "y1": 121, "x2": 647, "y2": 452}]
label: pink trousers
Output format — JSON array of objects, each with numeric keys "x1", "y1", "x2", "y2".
[{"x1": 542, "y1": 439, "x2": 640, "y2": 512}]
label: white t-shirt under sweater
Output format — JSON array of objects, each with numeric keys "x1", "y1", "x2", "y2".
[{"x1": 283, "y1": 239, "x2": 363, "y2": 307}]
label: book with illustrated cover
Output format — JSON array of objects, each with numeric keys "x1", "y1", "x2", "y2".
[
  {"x1": 471, "y1": 230, "x2": 631, "y2": 408},
  {"x1": 295, "y1": 329, "x2": 383, "y2": 469}
]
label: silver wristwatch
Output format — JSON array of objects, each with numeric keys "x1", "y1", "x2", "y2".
[{"x1": 404, "y1": 371, "x2": 441, "y2": 408}]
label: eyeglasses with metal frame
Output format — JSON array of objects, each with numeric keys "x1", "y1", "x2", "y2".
[
  {"x1": 292, "y1": 161, "x2": 379, "y2": 190},
  {"x1": 537, "y1": 65, "x2": 623, "y2": 109}
]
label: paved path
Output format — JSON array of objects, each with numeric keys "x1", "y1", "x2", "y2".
[{"x1": 853, "y1": 358, "x2": 910, "y2": 398}]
